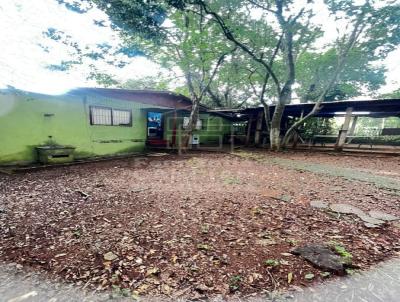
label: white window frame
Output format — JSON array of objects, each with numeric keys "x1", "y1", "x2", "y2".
[
  {"x1": 90, "y1": 106, "x2": 112, "y2": 126},
  {"x1": 90, "y1": 106, "x2": 132, "y2": 127}
]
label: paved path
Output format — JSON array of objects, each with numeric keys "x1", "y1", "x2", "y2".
[
  {"x1": 268, "y1": 157, "x2": 400, "y2": 194},
  {"x1": 1, "y1": 258, "x2": 400, "y2": 302},
  {"x1": 287, "y1": 257, "x2": 400, "y2": 302}
]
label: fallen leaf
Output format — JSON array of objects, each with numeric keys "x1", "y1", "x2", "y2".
[
  {"x1": 103, "y1": 252, "x2": 118, "y2": 261},
  {"x1": 287, "y1": 272, "x2": 293, "y2": 284}
]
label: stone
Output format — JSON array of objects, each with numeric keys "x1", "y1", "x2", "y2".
[
  {"x1": 291, "y1": 244, "x2": 346, "y2": 275},
  {"x1": 257, "y1": 238, "x2": 277, "y2": 246},
  {"x1": 364, "y1": 223, "x2": 380, "y2": 228},
  {"x1": 103, "y1": 252, "x2": 118, "y2": 261},
  {"x1": 357, "y1": 214, "x2": 385, "y2": 227},
  {"x1": 310, "y1": 200, "x2": 329, "y2": 209},
  {"x1": 329, "y1": 203, "x2": 365, "y2": 216},
  {"x1": 279, "y1": 195, "x2": 292, "y2": 202},
  {"x1": 195, "y1": 284, "x2": 210, "y2": 293},
  {"x1": 368, "y1": 210, "x2": 399, "y2": 222}
]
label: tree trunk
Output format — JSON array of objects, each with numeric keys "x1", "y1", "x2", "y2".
[
  {"x1": 269, "y1": 101, "x2": 285, "y2": 150},
  {"x1": 182, "y1": 96, "x2": 200, "y2": 150}
]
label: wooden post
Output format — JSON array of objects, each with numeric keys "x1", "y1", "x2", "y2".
[
  {"x1": 348, "y1": 116, "x2": 358, "y2": 136},
  {"x1": 254, "y1": 111, "x2": 264, "y2": 146},
  {"x1": 245, "y1": 115, "x2": 254, "y2": 146},
  {"x1": 292, "y1": 130, "x2": 299, "y2": 149},
  {"x1": 230, "y1": 122, "x2": 234, "y2": 152},
  {"x1": 335, "y1": 107, "x2": 353, "y2": 151},
  {"x1": 177, "y1": 127, "x2": 182, "y2": 156},
  {"x1": 291, "y1": 110, "x2": 304, "y2": 149},
  {"x1": 171, "y1": 110, "x2": 177, "y2": 147}
]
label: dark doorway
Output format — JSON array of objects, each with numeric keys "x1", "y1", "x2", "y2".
[
  {"x1": 147, "y1": 112, "x2": 163, "y2": 139},
  {"x1": 147, "y1": 112, "x2": 167, "y2": 148}
]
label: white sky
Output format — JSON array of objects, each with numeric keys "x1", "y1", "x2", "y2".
[{"x1": 0, "y1": 0, "x2": 399, "y2": 95}]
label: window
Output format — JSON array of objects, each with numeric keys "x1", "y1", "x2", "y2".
[
  {"x1": 90, "y1": 106, "x2": 132, "y2": 126},
  {"x1": 182, "y1": 117, "x2": 205, "y2": 130},
  {"x1": 113, "y1": 109, "x2": 131, "y2": 126},
  {"x1": 90, "y1": 106, "x2": 112, "y2": 125}
]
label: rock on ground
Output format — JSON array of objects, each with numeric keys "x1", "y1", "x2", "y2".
[{"x1": 291, "y1": 244, "x2": 346, "y2": 275}]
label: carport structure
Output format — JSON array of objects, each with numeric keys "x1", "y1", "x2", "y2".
[{"x1": 212, "y1": 98, "x2": 400, "y2": 151}]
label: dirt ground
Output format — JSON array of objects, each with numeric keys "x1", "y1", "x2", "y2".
[{"x1": 0, "y1": 151, "x2": 399, "y2": 300}]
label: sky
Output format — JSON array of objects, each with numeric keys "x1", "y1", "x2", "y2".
[
  {"x1": 0, "y1": 0, "x2": 399, "y2": 96},
  {"x1": 0, "y1": 0, "x2": 161, "y2": 94}
]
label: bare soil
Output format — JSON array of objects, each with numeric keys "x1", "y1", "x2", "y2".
[{"x1": 0, "y1": 151, "x2": 399, "y2": 300}]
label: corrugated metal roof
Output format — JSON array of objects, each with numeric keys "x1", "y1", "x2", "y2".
[{"x1": 212, "y1": 98, "x2": 400, "y2": 118}]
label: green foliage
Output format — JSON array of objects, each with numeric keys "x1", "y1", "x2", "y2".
[
  {"x1": 355, "y1": 117, "x2": 400, "y2": 136},
  {"x1": 90, "y1": 0, "x2": 172, "y2": 40},
  {"x1": 121, "y1": 75, "x2": 170, "y2": 91},
  {"x1": 87, "y1": 70, "x2": 119, "y2": 87},
  {"x1": 380, "y1": 88, "x2": 400, "y2": 99},
  {"x1": 229, "y1": 275, "x2": 242, "y2": 292},
  {"x1": 293, "y1": 117, "x2": 338, "y2": 140},
  {"x1": 296, "y1": 47, "x2": 386, "y2": 102},
  {"x1": 72, "y1": 228, "x2": 82, "y2": 238},
  {"x1": 264, "y1": 259, "x2": 280, "y2": 267},
  {"x1": 50, "y1": 0, "x2": 400, "y2": 110},
  {"x1": 329, "y1": 241, "x2": 353, "y2": 265}
]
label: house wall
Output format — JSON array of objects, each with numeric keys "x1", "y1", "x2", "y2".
[{"x1": 0, "y1": 90, "x2": 165, "y2": 166}]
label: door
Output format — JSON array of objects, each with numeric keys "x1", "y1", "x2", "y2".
[{"x1": 147, "y1": 112, "x2": 163, "y2": 139}]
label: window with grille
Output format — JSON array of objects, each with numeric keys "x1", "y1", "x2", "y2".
[
  {"x1": 113, "y1": 109, "x2": 131, "y2": 126},
  {"x1": 90, "y1": 106, "x2": 112, "y2": 125},
  {"x1": 90, "y1": 106, "x2": 132, "y2": 126}
]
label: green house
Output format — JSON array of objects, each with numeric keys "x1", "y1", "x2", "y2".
[{"x1": 0, "y1": 88, "x2": 233, "y2": 166}]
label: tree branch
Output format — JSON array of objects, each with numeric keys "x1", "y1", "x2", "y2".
[
  {"x1": 196, "y1": 0, "x2": 282, "y2": 96},
  {"x1": 282, "y1": 10, "x2": 368, "y2": 146}
]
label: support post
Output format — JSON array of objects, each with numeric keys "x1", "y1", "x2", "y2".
[
  {"x1": 171, "y1": 110, "x2": 177, "y2": 148},
  {"x1": 292, "y1": 130, "x2": 299, "y2": 149},
  {"x1": 178, "y1": 127, "x2": 182, "y2": 156},
  {"x1": 245, "y1": 115, "x2": 254, "y2": 146},
  {"x1": 335, "y1": 107, "x2": 353, "y2": 151},
  {"x1": 348, "y1": 116, "x2": 358, "y2": 136},
  {"x1": 254, "y1": 110, "x2": 264, "y2": 146},
  {"x1": 230, "y1": 122, "x2": 234, "y2": 152}
]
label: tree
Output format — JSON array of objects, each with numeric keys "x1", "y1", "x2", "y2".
[
  {"x1": 121, "y1": 75, "x2": 170, "y2": 90},
  {"x1": 189, "y1": 0, "x2": 400, "y2": 150},
  {"x1": 193, "y1": 0, "x2": 320, "y2": 149},
  {"x1": 282, "y1": 0, "x2": 400, "y2": 146},
  {"x1": 296, "y1": 47, "x2": 386, "y2": 102},
  {"x1": 113, "y1": 4, "x2": 236, "y2": 148},
  {"x1": 204, "y1": 52, "x2": 261, "y2": 108}
]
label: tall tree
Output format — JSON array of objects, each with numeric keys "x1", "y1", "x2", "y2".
[
  {"x1": 193, "y1": 0, "x2": 321, "y2": 149},
  {"x1": 282, "y1": 0, "x2": 400, "y2": 146},
  {"x1": 189, "y1": 0, "x2": 400, "y2": 149}
]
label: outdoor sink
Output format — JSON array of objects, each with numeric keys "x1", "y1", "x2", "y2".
[{"x1": 36, "y1": 145, "x2": 76, "y2": 164}]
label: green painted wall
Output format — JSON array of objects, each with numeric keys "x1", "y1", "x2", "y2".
[
  {"x1": 0, "y1": 90, "x2": 166, "y2": 166},
  {"x1": 0, "y1": 90, "x2": 233, "y2": 166},
  {"x1": 163, "y1": 112, "x2": 232, "y2": 146}
]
